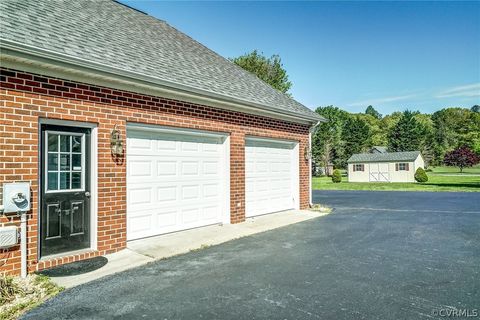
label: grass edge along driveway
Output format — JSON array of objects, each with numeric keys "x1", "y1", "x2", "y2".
[{"x1": 313, "y1": 166, "x2": 480, "y2": 192}]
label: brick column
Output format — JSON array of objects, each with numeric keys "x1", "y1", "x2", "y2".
[{"x1": 229, "y1": 132, "x2": 245, "y2": 223}]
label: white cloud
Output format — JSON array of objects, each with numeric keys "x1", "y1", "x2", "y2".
[
  {"x1": 347, "y1": 94, "x2": 417, "y2": 107},
  {"x1": 436, "y1": 83, "x2": 480, "y2": 98}
]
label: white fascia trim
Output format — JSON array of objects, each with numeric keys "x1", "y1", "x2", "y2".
[{"x1": 0, "y1": 40, "x2": 324, "y2": 125}]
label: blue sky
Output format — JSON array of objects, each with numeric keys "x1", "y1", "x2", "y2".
[{"x1": 121, "y1": 1, "x2": 480, "y2": 115}]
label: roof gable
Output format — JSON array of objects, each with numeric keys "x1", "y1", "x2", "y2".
[
  {"x1": 0, "y1": 0, "x2": 321, "y2": 122},
  {"x1": 370, "y1": 146, "x2": 388, "y2": 153}
]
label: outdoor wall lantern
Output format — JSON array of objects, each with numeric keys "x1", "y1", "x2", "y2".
[
  {"x1": 304, "y1": 145, "x2": 312, "y2": 161},
  {"x1": 110, "y1": 125, "x2": 124, "y2": 156}
]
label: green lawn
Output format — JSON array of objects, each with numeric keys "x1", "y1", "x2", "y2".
[
  {"x1": 428, "y1": 165, "x2": 480, "y2": 175},
  {"x1": 313, "y1": 166, "x2": 480, "y2": 192}
]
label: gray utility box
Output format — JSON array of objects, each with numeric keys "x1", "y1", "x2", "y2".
[
  {"x1": 0, "y1": 226, "x2": 18, "y2": 248},
  {"x1": 3, "y1": 182, "x2": 31, "y2": 213}
]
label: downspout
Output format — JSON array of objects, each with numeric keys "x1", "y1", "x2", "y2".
[
  {"x1": 308, "y1": 121, "x2": 322, "y2": 207},
  {"x1": 20, "y1": 211, "x2": 27, "y2": 278}
]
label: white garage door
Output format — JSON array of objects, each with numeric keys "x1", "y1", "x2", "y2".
[
  {"x1": 126, "y1": 125, "x2": 228, "y2": 240},
  {"x1": 245, "y1": 137, "x2": 299, "y2": 218}
]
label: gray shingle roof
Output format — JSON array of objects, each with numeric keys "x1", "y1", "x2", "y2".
[
  {"x1": 348, "y1": 151, "x2": 421, "y2": 163},
  {"x1": 371, "y1": 146, "x2": 388, "y2": 153},
  {"x1": 0, "y1": 0, "x2": 321, "y2": 121}
]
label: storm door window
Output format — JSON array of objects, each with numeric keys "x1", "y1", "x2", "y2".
[{"x1": 46, "y1": 132, "x2": 85, "y2": 191}]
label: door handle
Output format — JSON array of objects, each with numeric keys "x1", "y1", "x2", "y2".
[{"x1": 85, "y1": 191, "x2": 90, "y2": 197}]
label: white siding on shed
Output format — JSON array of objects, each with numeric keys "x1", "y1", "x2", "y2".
[{"x1": 348, "y1": 154, "x2": 424, "y2": 183}]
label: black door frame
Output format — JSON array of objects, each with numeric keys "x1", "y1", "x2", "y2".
[{"x1": 38, "y1": 119, "x2": 97, "y2": 259}]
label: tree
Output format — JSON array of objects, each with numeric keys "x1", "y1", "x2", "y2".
[
  {"x1": 443, "y1": 147, "x2": 480, "y2": 172},
  {"x1": 472, "y1": 105, "x2": 480, "y2": 113},
  {"x1": 378, "y1": 112, "x2": 402, "y2": 145},
  {"x1": 312, "y1": 106, "x2": 350, "y2": 168},
  {"x1": 365, "y1": 105, "x2": 382, "y2": 119},
  {"x1": 357, "y1": 113, "x2": 385, "y2": 146},
  {"x1": 387, "y1": 110, "x2": 425, "y2": 152},
  {"x1": 342, "y1": 115, "x2": 371, "y2": 161},
  {"x1": 431, "y1": 108, "x2": 480, "y2": 164},
  {"x1": 231, "y1": 50, "x2": 292, "y2": 94}
]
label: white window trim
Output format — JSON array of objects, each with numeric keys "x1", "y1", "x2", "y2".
[
  {"x1": 44, "y1": 130, "x2": 86, "y2": 194},
  {"x1": 354, "y1": 164, "x2": 364, "y2": 172}
]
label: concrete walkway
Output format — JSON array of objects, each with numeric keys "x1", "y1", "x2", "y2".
[{"x1": 50, "y1": 209, "x2": 328, "y2": 288}]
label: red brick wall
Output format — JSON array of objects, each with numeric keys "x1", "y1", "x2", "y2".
[{"x1": 0, "y1": 68, "x2": 311, "y2": 275}]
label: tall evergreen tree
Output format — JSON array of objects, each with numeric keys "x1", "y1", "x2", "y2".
[
  {"x1": 342, "y1": 115, "x2": 371, "y2": 161},
  {"x1": 312, "y1": 106, "x2": 350, "y2": 168},
  {"x1": 387, "y1": 110, "x2": 425, "y2": 152},
  {"x1": 365, "y1": 105, "x2": 382, "y2": 119}
]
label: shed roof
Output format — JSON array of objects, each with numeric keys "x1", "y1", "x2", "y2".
[
  {"x1": 348, "y1": 151, "x2": 421, "y2": 163},
  {"x1": 370, "y1": 146, "x2": 388, "y2": 153},
  {"x1": 0, "y1": 0, "x2": 322, "y2": 122}
]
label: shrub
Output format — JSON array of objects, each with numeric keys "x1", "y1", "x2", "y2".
[
  {"x1": 414, "y1": 167, "x2": 428, "y2": 183},
  {"x1": 331, "y1": 169, "x2": 342, "y2": 183},
  {"x1": 0, "y1": 275, "x2": 23, "y2": 305}
]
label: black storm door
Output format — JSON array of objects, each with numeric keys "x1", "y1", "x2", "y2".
[{"x1": 40, "y1": 124, "x2": 91, "y2": 257}]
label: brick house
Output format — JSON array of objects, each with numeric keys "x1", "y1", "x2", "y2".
[{"x1": 0, "y1": 0, "x2": 322, "y2": 275}]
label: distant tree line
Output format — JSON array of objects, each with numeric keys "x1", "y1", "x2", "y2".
[
  {"x1": 229, "y1": 51, "x2": 480, "y2": 170},
  {"x1": 313, "y1": 105, "x2": 480, "y2": 169}
]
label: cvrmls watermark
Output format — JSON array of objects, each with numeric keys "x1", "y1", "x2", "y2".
[{"x1": 432, "y1": 308, "x2": 478, "y2": 318}]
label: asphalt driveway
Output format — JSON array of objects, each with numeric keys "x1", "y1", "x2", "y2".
[{"x1": 25, "y1": 191, "x2": 480, "y2": 320}]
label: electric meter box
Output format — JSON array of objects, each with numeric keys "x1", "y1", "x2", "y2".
[{"x1": 2, "y1": 182, "x2": 31, "y2": 213}]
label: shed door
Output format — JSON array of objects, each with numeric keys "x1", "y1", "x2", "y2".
[
  {"x1": 245, "y1": 138, "x2": 298, "y2": 218},
  {"x1": 369, "y1": 163, "x2": 390, "y2": 182},
  {"x1": 126, "y1": 127, "x2": 228, "y2": 240}
]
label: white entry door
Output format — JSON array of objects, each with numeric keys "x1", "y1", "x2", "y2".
[
  {"x1": 126, "y1": 125, "x2": 228, "y2": 240},
  {"x1": 369, "y1": 163, "x2": 390, "y2": 182},
  {"x1": 245, "y1": 137, "x2": 299, "y2": 218}
]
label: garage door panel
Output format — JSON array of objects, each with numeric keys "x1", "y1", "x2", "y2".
[
  {"x1": 127, "y1": 127, "x2": 227, "y2": 240},
  {"x1": 128, "y1": 160, "x2": 152, "y2": 177},
  {"x1": 204, "y1": 183, "x2": 220, "y2": 198},
  {"x1": 129, "y1": 214, "x2": 152, "y2": 234},
  {"x1": 157, "y1": 139, "x2": 177, "y2": 151},
  {"x1": 245, "y1": 138, "x2": 298, "y2": 218},
  {"x1": 157, "y1": 186, "x2": 177, "y2": 203},
  {"x1": 157, "y1": 161, "x2": 177, "y2": 176},
  {"x1": 129, "y1": 187, "x2": 153, "y2": 206},
  {"x1": 203, "y1": 161, "x2": 220, "y2": 175},
  {"x1": 128, "y1": 157, "x2": 223, "y2": 183},
  {"x1": 181, "y1": 161, "x2": 199, "y2": 176},
  {"x1": 181, "y1": 185, "x2": 199, "y2": 200},
  {"x1": 156, "y1": 211, "x2": 177, "y2": 228},
  {"x1": 181, "y1": 208, "x2": 199, "y2": 223}
]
